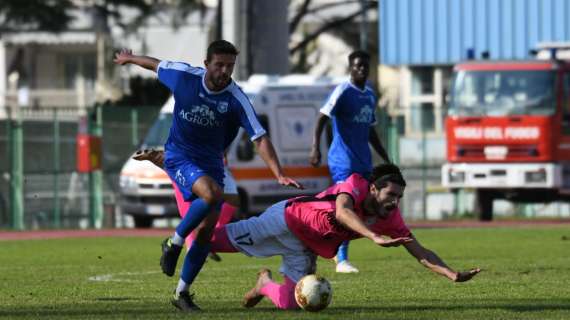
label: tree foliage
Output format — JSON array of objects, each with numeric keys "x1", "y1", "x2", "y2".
[
  {"x1": 0, "y1": 0, "x2": 74, "y2": 33},
  {"x1": 289, "y1": 0, "x2": 379, "y2": 73},
  {"x1": 0, "y1": 0, "x2": 204, "y2": 34}
]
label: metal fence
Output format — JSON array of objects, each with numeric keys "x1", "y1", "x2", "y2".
[
  {"x1": 0, "y1": 105, "x2": 160, "y2": 230},
  {"x1": 2, "y1": 105, "x2": 568, "y2": 231}
]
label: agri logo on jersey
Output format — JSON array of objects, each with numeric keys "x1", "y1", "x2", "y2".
[
  {"x1": 198, "y1": 92, "x2": 229, "y2": 114},
  {"x1": 179, "y1": 104, "x2": 222, "y2": 127},
  {"x1": 353, "y1": 105, "x2": 374, "y2": 123},
  {"x1": 217, "y1": 101, "x2": 229, "y2": 113}
]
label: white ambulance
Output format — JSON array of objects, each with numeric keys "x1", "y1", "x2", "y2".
[{"x1": 119, "y1": 74, "x2": 339, "y2": 228}]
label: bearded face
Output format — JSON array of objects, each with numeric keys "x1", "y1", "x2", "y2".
[
  {"x1": 204, "y1": 53, "x2": 236, "y2": 91},
  {"x1": 368, "y1": 182, "x2": 404, "y2": 218}
]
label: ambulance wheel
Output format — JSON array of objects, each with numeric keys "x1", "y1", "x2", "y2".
[
  {"x1": 134, "y1": 216, "x2": 153, "y2": 228},
  {"x1": 475, "y1": 189, "x2": 493, "y2": 221}
]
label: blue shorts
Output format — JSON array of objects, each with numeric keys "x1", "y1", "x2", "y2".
[
  {"x1": 164, "y1": 151, "x2": 225, "y2": 201},
  {"x1": 329, "y1": 166, "x2": 370, "y2": 184}
]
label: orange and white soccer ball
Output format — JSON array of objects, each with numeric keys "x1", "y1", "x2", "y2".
[{"x1": 294, "y1": 274, "x2": 332, "y2": 312}]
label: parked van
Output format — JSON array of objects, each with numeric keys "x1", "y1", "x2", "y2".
[{"x1": 119, "y1": 74, "x2": 338, "y2": 227}]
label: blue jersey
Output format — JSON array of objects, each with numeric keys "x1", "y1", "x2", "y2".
[
  {"x1": 157, "y1": 60, "x2": 266, "y2": 170},
  {"x1": 320, "y1": 80, "x2": 377, "y2": 182}
]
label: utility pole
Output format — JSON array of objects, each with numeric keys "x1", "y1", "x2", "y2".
[
  {"x1": 8, "y1": 72, "x2": 24, "y2": 230},
  {"x1": 89, "y1": 6, "x2": 107, "y2": 228},
  {"x1": 360, "y1": 0, "x2": 368, "y2": 51},
  {"x1": 89, "y1": 106, "x2": 103, "y2": 229},
  {"x1": 53, "y1": 109, "x2": 61, "y2": 228},
  {"x1": 223, "y1": 0, "x2": 289, "y2": 79},
  {"x1": 215, "y1": 0, "x2": 223, "y2": 40}
]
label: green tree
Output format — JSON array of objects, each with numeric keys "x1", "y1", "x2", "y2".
[
  {"x1": 0, "y1": 0, "x2": 74, "y2": 32},
  {"x1": 0, "y1": 0, "x2": 204, "y2": 33}
]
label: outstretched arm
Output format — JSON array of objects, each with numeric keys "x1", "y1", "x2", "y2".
[
  {"x1": 369, "y1": 127, "x2": 391, "y2": 164},
  {"x1": 254, "y1": 135, "x2": 303, "y2": 189},
  {"x1": 309, "y1": 114, "x2": 330, "y2": 167},
  {"x1": 335, "y1": 194, "x2": 412, "y2": 247},
  {"x1": 114, "y1": 49, "x2": 160, "y2": 72},
  {"x1": 403, "y1": 236, "x2": 481, "y2": 282}
]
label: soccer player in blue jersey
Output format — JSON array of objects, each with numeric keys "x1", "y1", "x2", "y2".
[
  {"x1": 309, "y1": 50, "x2": 391, "y2": 274},
  {"x1": 114, "y1": 40, "x2": 302, "y2": 312}
]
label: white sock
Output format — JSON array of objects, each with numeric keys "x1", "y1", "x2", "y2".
[
  {"x1": 171, "y1": 232, "x2": 184, "y2": 246},
  {"x1": 176, "y1": 279, "x2": 190, "y2": 296}
]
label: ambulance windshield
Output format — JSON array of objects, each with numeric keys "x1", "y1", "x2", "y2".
[
  {"x1": 142, "y1": 113, "x2": 172, "y2": 148},
  {"x1": 448, "y1": 70, "x2": 556, "y2": 116}
]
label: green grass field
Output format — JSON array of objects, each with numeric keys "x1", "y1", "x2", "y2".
[{"x1": 1, "y1": 227, "x2": 570, "y2": 320}]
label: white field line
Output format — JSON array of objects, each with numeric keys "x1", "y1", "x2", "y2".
[{"x1": 88, "y1": 271, "x2": 160, "y2": 282}]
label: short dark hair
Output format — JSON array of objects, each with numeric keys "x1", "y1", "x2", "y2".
[
  {"x1": 369, "y1": 163, "x2": 406, "y2": 189},
  {"x1": 348, "y1": 50, "x2": 370, "y2": 65},
  {"x1": 206, "y1": 40, "x2": 239, "y2": 61}
]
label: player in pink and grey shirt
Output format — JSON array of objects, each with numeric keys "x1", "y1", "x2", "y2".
[{"x1": 200, "y1": 163, "x2": 481, "y2": 310}]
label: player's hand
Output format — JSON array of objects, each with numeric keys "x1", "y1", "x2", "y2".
[
  {"x1": 133, "y1": 148, "x2": 164, "y2": 168},
  {"x1": 373, "y1": 235, "x2": 413, "y2": 247},
  {"x1": 114, "y1": 48, "x2": 134, "y2": 65},
  {"x1": 278, "y1": 176, "x2": 304, "y2": 189},
  {"x1": 309, "y1": 148, "x2": 321, "y2": 167},
  {"x1": 454, "y1": 268, "x2": 481, "y2": 282}
]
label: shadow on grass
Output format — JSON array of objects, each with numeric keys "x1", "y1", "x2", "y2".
[
  {"x1": 2, "y1": 299, "x2": 570, "y2": 318},
  {"x1": 94, "y1": 297, "x2": 138, "y2": 302},
  {"x1": 0, "y1": 307, "x2": 168, "y2": 318},
  {"x1": 327, "y1": 303, "x2": 570, "y2": 313},
  {"x1": 243, "y1": 298, "x2": 570, "y2": 314}
]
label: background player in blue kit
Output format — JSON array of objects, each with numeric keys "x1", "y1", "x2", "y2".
[
  {"x1": 114, "y1": 40, "x2": 302, "y2": 311},
  {"x1": 309, "y1": 50, "x2": 391, "y2": 273}
]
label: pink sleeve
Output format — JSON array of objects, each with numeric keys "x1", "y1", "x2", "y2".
[
  {"x1": 335, "y1": 174, "x2": 369, "y2": 203},
  {"x1": 373, "y1": 208, "x2": 411, "y2": 238}
]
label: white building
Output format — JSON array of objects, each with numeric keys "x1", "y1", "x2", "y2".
[{"x1": 0, "y1": 6, "x2": 215, "y2": 118}]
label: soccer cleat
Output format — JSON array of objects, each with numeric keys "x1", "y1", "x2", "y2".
[
  {"x1": 171, "y1": 291, "x2": 201, "y2": 312},
  {"x1": 242, "y1": 268, "x2": 272, "y2": 308},
  {"x1": 336, "y1": 260, "x2": 359, "y2": 273},
  {"x1": 160, "y1": 238, "x2": 182, "y2": 277}
]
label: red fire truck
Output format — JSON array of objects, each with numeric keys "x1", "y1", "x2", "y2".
[{"x1": 442, "y1": 49, "x2": 570, "y2": 220}]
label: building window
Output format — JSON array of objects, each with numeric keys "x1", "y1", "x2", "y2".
[
  {"x1": 405, "y1": 66, "x2": 452, "y2": 136},
  {"x1": 62, "y1": 53, "x2": 96, "y2": 89},
  {"x1": 411, "y1": 102, "x2": 435, "y2": 132},
  {"x1": 411, "y1": 66, "x2": 434, "y2": 94}
]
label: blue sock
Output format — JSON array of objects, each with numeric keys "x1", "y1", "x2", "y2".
[
  {"x1": 337, "y1": 241, "x2": 349, "y2": 262},
  {"x1": 180, "y1": 241, "x2": 211, "y2": 285},
  {"x1": 175, "y1": 198, "x2": 213, "y2": 238}
]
